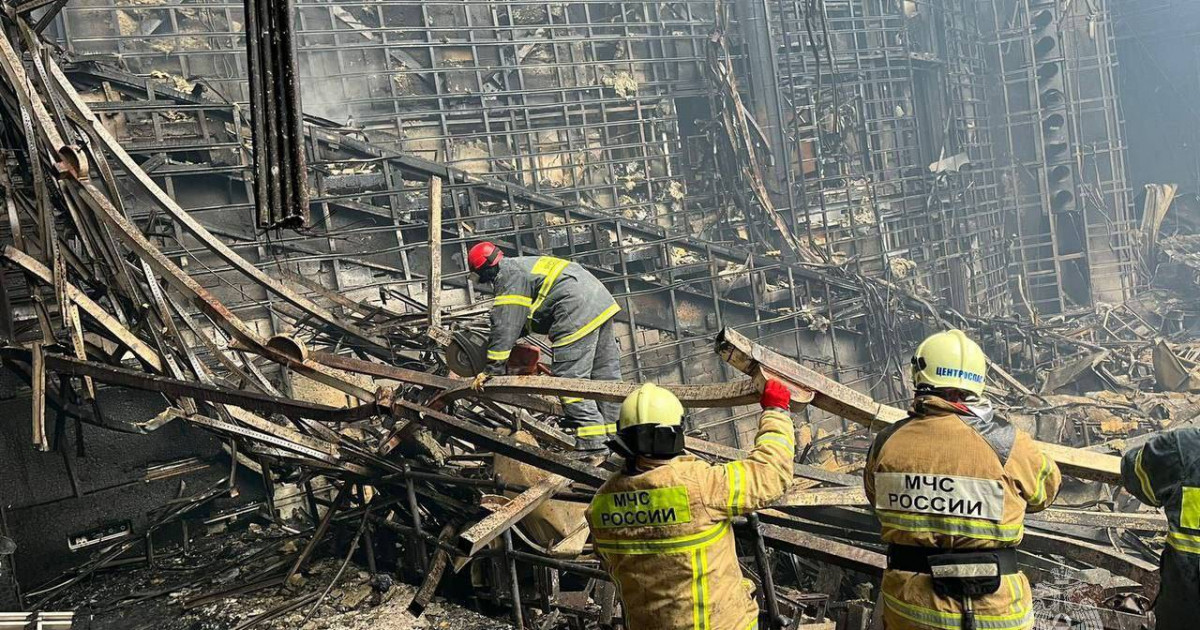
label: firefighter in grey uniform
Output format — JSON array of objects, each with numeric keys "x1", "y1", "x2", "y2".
[
  {"x1": 467, "y1": 241, "x2": 622, "y2": 450},
  {"x1": 1121, "y1": 427, "x2": 1200, "y2": 630}
]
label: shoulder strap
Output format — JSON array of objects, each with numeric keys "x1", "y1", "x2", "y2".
[{"x1": 955, "y1": 413, "x2": 1016, "y2": 466}]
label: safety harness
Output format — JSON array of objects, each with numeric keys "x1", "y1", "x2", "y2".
[{"x1": 887, "y1": 545, "x2": 1019, "y2": 630}]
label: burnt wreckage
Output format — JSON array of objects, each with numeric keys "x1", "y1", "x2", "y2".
[{"x1": 0, "y1": 0, "x2": 1196, "y2": 628}]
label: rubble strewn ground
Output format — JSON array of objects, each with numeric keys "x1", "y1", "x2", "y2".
[{"x1": 57, "y1": 527, "x2": 510, "y2": 630}]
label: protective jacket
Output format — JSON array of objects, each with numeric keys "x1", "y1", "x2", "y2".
[
  {"x1": 484, "y1": 256, "x2": 619, "y2": 373},
  {"x1": 586, "y1": 409, "x2": 795, "y2": 630},
  {"x1": 864, "y1": 396, "x2": 1061, "y2": 630},
  {"x1": 1121, "y1": 428, "x2": 1200, "y2": 630}
]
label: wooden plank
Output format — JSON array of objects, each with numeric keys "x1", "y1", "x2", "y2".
[
  {"x1": 685, "y1": 436, "x2": 859, "y2": 486},
  {"x1": 440, "y1": 374, "x2": 768, "y2": 409},
  {"x1": 427, "y1": 176, "x2": 443, "y2": 330},
  {"x1": 457, "y1": 474, "x2": 572, "y2": 556},
  {"x1": 4, "y1": 246, "x2": 163, "y2": 371},
  {"x1": 31, "y1": 341, "x2": 48, "y2": 451},
  {"x1": 716, "y1": 327, "x2": 1122, "y2": 483},
  {"x1": 394, "y1": 399, "x2": 608, "y2": 487},
  {"x1": 408, "y1": 522, "x2": 457, "y2": 617},
  {"x1": 775, "y1": 485, "x2": 867, "y2": 508},
  {"x1": 759, "y1": 523, "x2": 885, "y2": 576}
]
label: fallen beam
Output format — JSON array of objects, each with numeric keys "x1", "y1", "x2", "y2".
[
  {"x1": 440, "y1": 374, "x2": 768, "y2": 409},
  {"x1": 408, "y1": 523, "x2": 458, "y2": 617},
  {"x1": 457, "y1": 474, "x2": 572, "y2": 556},
  {"x1": 716, "y1": 327, "x2": 1122, "y2": 483},
  {"x1": 759, "y1": 523, "x2": 885, "y2": 576},
  {"x1": 685, "y1": 436, "x2": 859, "y2": 486},
  {"x1": 0, "y1": 349, "x2": 377, "y2": 424},
  {"x1": 393, "y1": 398, "x2": 608, "y2": 487},
  {"x1": 3, "y1": 245, "x2": 163, "y2": 371}
]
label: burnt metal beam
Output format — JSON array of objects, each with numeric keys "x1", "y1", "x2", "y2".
[
  {"x1": 1, "y1": 349, "x2": 376, "y2": 424},
  {"x1": 243, "y1": 0, "x2": 309, "y2": 230}
]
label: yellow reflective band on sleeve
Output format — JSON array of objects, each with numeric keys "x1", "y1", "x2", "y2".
[
  {"x1": 1135, "y1": 448, "x2": 1160, "y2": 507},
  {"x1": 560, "y1": 396, "x2": 585, "y2": 405},
  {"x1": 1030, "y1": 454, "x2": 1051, "y2": 506},
  {"x1": 726, "y1": 461, "x2": 746, "y2": 516},
  {"x1": 756, "y1": 433, "x2": 796, "y2": 455},
  {"x1": 883, "y1": 592, "x2": 1033, "y2": 630},
  {"x1": 757, "y1": 429, "x2": 795, "y2": 447},
  {"x1": 494, "y1": 294, "x2": 533, "y2": 308},
  {"x1": 552, "y1": 303, "x2": 621, "y2": 348},
  {"x1": 1182, "y1": 487, "x2": 1200, "y2": 530},
  {"x1": 487, "y1": 349, "x2": 512, "y2": 361},
  {"x1": 575, "y1": 423, "x2": 616, "y2": 438},
  {"x1": 529, "y1": 257, "x2": 570, "y2": 315},
  {"x1": 594, "y1": 520, "x2": 729, "y2": 555},
  {"x1": 1168, "y1": 529, "x2": 1200, "y2": 555},
  {"x1": 591, "y1": 486, "x2": 692, "y2": 529},
  {"x1": 876, "y1": 511, "x2": 1023, "y2": 542}
]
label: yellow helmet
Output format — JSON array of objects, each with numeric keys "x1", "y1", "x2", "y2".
[
  {"x1": 911, "y1": 329, "x2": 987, "y2": 396},
  {"x1": 618, "y1": 383, "x2": 684, "y2": 432}
]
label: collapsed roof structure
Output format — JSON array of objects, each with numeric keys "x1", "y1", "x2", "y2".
[{"x1": 0, "y1": 0, "x2": 1198, "y2": 628}]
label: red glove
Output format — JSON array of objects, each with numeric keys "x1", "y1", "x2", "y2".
[{"x1": 760, "y1": 379, "x2": 791, "y2": 410}]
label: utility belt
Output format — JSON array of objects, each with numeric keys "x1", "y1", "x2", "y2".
[{"x1": 887, "y1": 545, "x2": 1019, "y2": 630}]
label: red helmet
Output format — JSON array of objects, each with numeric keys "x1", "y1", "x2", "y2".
[{"x1": 468, "y1": 241, "x2": 503, "y2": 272}]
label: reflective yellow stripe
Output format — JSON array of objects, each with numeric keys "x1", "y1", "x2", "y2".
[
  {"x1": 576, "y1": 423, "x2": 616, "y2": 438},
  {"x1": 756, "y1": 434, "x2": 795, "y2": 454},
  {"x1": 1183, "y1": 487, "x2": 1200, "y2": 530},
  {"x1": 744, "y1": 618, "x2": 759, "y2": 630},
  {"x1": 691, "y1": 548, "x2": 702, "y2": 630},
  {"x1": 594, "y1": 520, "x2": 731, "y2": 555},
  {"x1": 1006, "y1": 574, "x2": 1021, "y2": 616},
  {"x1": 529, "y1": 257, "x2": 570, "y2": 315},
  {"x1": 1030, "y1": 454, "x2": 1051, "y2": 505},
  {"x1": 487, "y1": 349, "x2": 512, "y2": 361},
  {"x1": 876, "y1": 511, "x2": 1023, "y2": 542},
  {"x1": 1134, "y1": 448, "x2": 1159, "y2": 507},
  {"x1": 560, "y1": 396, "x2": 585, "y2": 405},
  {"x1": 726, "y1": 461, "x2": 746, "y2": 516},
  {"x1": 757, "y1": 429, "x2": 795, "y2": 447},
  {"x1": 1168, "y1": 529, "x2": 1200, "y2": 555},
  {"x1": 693, "y1": 547, "x2": 710, "y2": 630},
  {"x1": 883, "y1": 592, "x2": 1033, "y2": 630},
  {"x1": 494, "y1": 294, "x2": 533, "y2": 308},
  {"x1": 551, "y1": 303, "x2": 621, "y2": 348}
]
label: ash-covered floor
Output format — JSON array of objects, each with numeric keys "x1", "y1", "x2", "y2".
[{"x1": 54, "y1": 526, "x2": 512, "y2": 630}]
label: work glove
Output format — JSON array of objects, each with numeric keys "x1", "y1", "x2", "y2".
[
  {"x1": 760, "y1": 379, "x2": 791, "y2": 410},
  {"x1": 471, "y1": 372, "x2": 491, "y2": 392}
]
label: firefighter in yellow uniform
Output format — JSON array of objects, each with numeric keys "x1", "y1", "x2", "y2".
[
  {"x1": 864, "y1": 330, "x2": 1061, "y2": 630},
  {"x1": 586, "y1": 380, "x2": 796, "y2": 630}
]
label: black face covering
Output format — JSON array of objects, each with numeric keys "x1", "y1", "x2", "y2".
[
  {"x1": 476, "y1": 264, "x2": 500, "y2": 284},
  {"x1": 609, "y1": 426, "x2": 684, "y2": 460}
]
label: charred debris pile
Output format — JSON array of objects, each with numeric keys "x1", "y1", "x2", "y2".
[{"x1": 0, "y1": 8, "x2": 1196, "y2": 630}]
